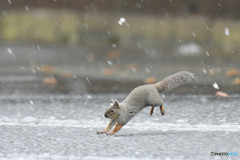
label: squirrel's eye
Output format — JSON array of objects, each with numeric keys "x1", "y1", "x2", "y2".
[{"x1": 111, "y1": 109, "x2": 114, "y2": 113}]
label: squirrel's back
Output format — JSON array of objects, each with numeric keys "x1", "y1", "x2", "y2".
[
  {"x1": 123, "y1": 71, "x2": 195, "y2": 105},
  {"x1": 154, "y1": 71, "x2": 195, "y2": 92}
]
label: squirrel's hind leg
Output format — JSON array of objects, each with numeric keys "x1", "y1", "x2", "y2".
[
  {"x1": 160, "y1": 106, "x2": 165, "y2": 115},
  {"x1": 150, "y1": 106, "x2": 154, "y2": 115},
  {"x1": 150, "y1": 106, "x2": 165, "y2": 116}
]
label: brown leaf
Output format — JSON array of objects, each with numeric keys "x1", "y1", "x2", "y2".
[
  {"x1": 144, "y1": 77, "x2": 157, "y2": 84},
  {"x1": 128, "y1": 63, "x2": 139, "y2": 71},
  {"x1": 233, "y1": 78, "x2": 240, "y2": 85},
  {"x1": 61, "y1": 73, "x2": 74, "y2": 78},
  {"x1": 107, "y1": 50, "x2": 121, "y2": 60},
  {"x1": 101, "y1": 68, "x2": 115, "y2": 76},
  {"x1": 40, "y1": 65, "x2": 53, "y2": 73},
  {"x1": 86, "y1": 53, "x2": 95, "y2": 63},
  {"x1": 43, "y1": 77, "x2": 58, "y2": 85},
  {"x1": 216, "y1": 91, "x2": 229, "y2": 98},
  {"x1": 224, "y1": 68, "x2": 239, "y2": 77}
]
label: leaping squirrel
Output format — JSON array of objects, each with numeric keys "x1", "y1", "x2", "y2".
[{"x1": 97, "y1": 71, "x2": 195, "y2": 135}]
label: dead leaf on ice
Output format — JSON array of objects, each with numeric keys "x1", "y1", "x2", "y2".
[
  {"x1": 233, "y1": 78, "x2": 240, "y2": 85},
  {"x1": 144, "y1": 77, "x2": 157, "y2": 84},
  {"x1": 43, "y1": 77, "x2": 58, "y2": 85},
  {"x1": 224, "y1": 68, "x2": 239, "y2": 77},
  {"x1": 216, "y1": 91, "x2": 229, "y2": 98}
]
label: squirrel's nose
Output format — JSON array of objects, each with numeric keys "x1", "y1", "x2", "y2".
[{"x1": 104, "y1": 113, "x2": 107, "y2": 118}]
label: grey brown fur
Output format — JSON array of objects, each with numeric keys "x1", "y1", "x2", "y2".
[{"x1": 97, "y1": 71, "x2": 195, "y2": 135}]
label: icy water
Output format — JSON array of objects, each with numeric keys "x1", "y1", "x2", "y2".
[{"x1": 0, "y1": 94, "x2": 239, "y2": 160}]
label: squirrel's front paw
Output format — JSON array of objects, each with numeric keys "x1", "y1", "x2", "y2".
[
  {"x1": 97, "y1": 131, "x2": 106, "y2": 134},
  {"x1": 106, "y1": 132, "x2": 113, "y2": 136}
]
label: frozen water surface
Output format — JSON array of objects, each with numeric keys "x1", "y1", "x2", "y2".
[{"x1": 0, "y1": 94, "x2": 239, "y2": 160}]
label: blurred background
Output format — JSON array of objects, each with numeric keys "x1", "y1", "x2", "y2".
[
  {"x1": 0, "y1": 1, "x2": 240, "y2": 159},
  {"x1": 0, "y1": 0, "x2": 240, "y2": 94}
]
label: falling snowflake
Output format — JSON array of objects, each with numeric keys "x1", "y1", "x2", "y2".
[
  {"x1": 224, "y1": 28, "x2": 230, "y2": 36},
  {"x1": 7, "y1": 48, "x2": 15, "y2": 57},
  {"x1": 112, "y1": 43, "x2": 117, "y2": 48},
  {"x1": 107, "y1": 61, "x2": 113, "y2": 65},
  {"x1": 192, "y1": 32, "x2": 196, "y2": 38},
  {"x1": 205, "y1": 51, "x2": 209, "y2": 56},
  {"x1": 36, "y1": 45, "x2": 41, "y2": 50},
  {"x1": 213, "y1": 82, "x2": 219, "y2": 90},
  {"x1": 202, "y1": 69, "x2": 207, "y2": 74},
  {"x1": 118, "y1": 17, "x2": 126, "y2": 26},
  {"x1": 87, "y1": 95, "x2": 92, "y2": 99},
  {"x1": 29, "y1": 100, "x2": 34, "y2": 105},
  {"x1": 24, "y1": 6, "x2": 30, "y2": 11}
]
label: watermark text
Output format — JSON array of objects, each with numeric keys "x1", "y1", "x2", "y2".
[{"x1": 211, "y1": 152, "x2": 238, "y2": 156}]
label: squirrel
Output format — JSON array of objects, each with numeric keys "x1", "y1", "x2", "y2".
[{"x1": 97, "y1": 71, "x2": 195, "y2": 135}]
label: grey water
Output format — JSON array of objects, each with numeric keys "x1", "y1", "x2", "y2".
[{"x1": 0, "y1": 93, "x2": 239, "y2": 160}]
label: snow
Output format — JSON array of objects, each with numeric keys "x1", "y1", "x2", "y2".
[
  {"x1": 0, "y1": 154, "x2": 170, "y2": 160},
  {"x1": 0, "y1": 116, "x2": 239, "y2": 132},
  {"x1": 192, "y1": 32, "x2": 196, "y2": 38},
  {"x1": 118, "y1": 17, "x2": 126, "y2": 26},
  {"x1": 107, "y1": 61, "x2": 113, "y2": 65},
  {"x1": 86, "y1": 94, "x2": 92, "y2": 99},
  {"x1": 7, "y1": 48, "x2": 12, "y2": 54},
  {"x1": 85, "y1": 77, "x2": 91, "y2": 85},
  {"x1": 202, "y1": 69, "x2": 207, "y2": 74},
  {"x1": 29, "y1": 100, "x2": 34, "y2": 105},
  {"x1": 205, "y1": 51, "x2": 209, "y2": 56},
  {"x1": 145, "y1": 68, "x2": 150, "y2": 73},
  {"x1": 7, "y1": 48, "x2": 15, "y2": 57},
  {"x1": 24, "y1": 6, "x2": 30, "y2": 11},
  {"x1": 224, "y1": 28, "x2": 230, "y2": 36},
  {"x1": 205, "y1": 25, "x2": 210, "y2": 30},
  {"x1": 36, "y1": 45, "x2": 41, "y2": 50},
  {"x1": 177, "y1": 42, "x2": 201, "y2": 56},
  {"x1": 212, "y1": 82, "x2": 219, "y2": 90}
]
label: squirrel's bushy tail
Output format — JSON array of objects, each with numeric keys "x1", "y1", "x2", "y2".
[{"x1": 154, "y1": 71, "x2": 195, "y2": 92}]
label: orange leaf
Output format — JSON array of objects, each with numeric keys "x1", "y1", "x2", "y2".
[
  {"x1": 144, "y1": 77, "x2": 157, "y2": 84},
  {"x1": 107, "y1": 50, "x2": 121, "y2": 60},
  {"x1": 101, "y1": 68, "x2": 115, "y2": 76},
  {"x1": 43, "y1": 78, "x2": 58, "y2": 85},
  {"x1": 233, "y1": 78, "x2": 240, "y2": 85},
  {"x1": 40, "y1": 65, "x2": 53, "y2": 73},
  {"x1": 86, "y1": 53, "x2": 95, "y2": 63},
  {"x1": 216, "y1": 91, "x2": 229, "y2": 98},
  {"x1": 225, "y1": 68, "x2": 239, "y2": 77}
]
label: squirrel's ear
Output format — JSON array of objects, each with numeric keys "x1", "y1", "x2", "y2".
[{"x1": 114, "y1": 100, "x2": 119, "y2": 109}]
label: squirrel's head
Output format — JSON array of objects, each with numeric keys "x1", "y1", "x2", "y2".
[{"x1": 104, "y1": 100, "x2": 120, "y2": 119}]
